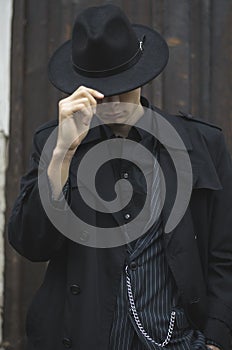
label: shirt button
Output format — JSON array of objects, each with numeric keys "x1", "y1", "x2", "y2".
[
  {"x1": 122, "y1": 172, "x2": 129, "y2": 179},
  {"x1": 124, "y1": 213, "x2": 131, "y2": 220},
  {"x1": 129, "y1": 261, "x2": 137, "y2": 270},
  {"x1": 70, "y1": 284, "x2": 81, "y2": 295},
  {"x1": 79, "y1": 230, "x2": 89, "y2": 242},
  {"x1": 62, "y1": 337, "x2": 72, "y2": 348}
]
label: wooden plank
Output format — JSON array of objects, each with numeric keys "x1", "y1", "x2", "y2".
[
  {"x1": 5, "y1": 3, "x2": 50, "y2": 350},
  {"x1": 151, "y1": 0, "x2": 165, "y2": 108},
  {"x1": 4, "y1": 1, "x2": 26, "y2": 349},
  {"x1": 189, "y1": 0, "x2": 201, "y2": 116},
  {"x1": 122, "y1": 0, "x2": 151, "y2": 23},
  {"x1": 23, "y1": 0, "x2": 50, "y2": 168},
  {"x1": 22, "y1": 1, "x2": 52, "y2": 339},
  {"x1": 210, "y1": 0, "x2": 232, "y2": 151},
  {"x1": 47, "y1": 0, "x2": 63, "y2": 121},
  {"x1": 162, "y1": 0, "x2": 190, "y2": 114},
  {"x1": 198, "y1": 0, "x2": 211, "y2": 119}
]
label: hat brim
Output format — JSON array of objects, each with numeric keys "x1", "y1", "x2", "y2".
[{"x1": 48, "y1": 24, "x2": 169, "y2": 97}]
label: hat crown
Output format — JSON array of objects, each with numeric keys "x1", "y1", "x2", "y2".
[{"x1": 72, "y1": 5, "x2": 139, "y2": 72}]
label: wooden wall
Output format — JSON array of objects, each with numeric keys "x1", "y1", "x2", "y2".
[{"x1": 4, "y1": 0, "x2": 232, "y2": 349}]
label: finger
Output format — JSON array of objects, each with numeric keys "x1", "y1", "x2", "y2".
[
  {"x1": 72, "y1": 85, "x2": 104, "y2": 100},
  {"x1": 76, "y1": 91, "x2": 98, "y2": 112},
  {"x1": 71, "y1": 98, "x2": 94, "y2": 118},
  {"x1": 74, "y1": 89, "x2": 100, "y2": 108},
  {"x1": 59, "y1": 105, "x2": 91, "y2": 130},
  {"x1": 77, "y1": 85, "x2": 104, "y2": 97},
  {"x1": 60, "y1": 98, "x2": 91, "y2": 118},
  {"x1": 58, "y1": 87, "x2": 104, "y2": 111},
  {"x1": 71, "y1": 102, "x2": 93, "y2": 124},
  {"x1": 67, "y1": 91, "x2": 98, "y2": 113},
  {"x1": 85, "y1": 87, "x2": 104, "y2": 99}
]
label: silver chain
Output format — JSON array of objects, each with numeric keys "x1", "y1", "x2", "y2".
[{"x1": 125, "y1": 265, "x2": 176, "y2": 347}]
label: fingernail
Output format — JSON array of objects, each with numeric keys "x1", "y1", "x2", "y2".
[{"x1": 97, "y1": 92, "x2": 104, "y2": 97}]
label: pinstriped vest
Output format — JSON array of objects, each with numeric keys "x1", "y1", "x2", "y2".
[{"x1": 107, "y1": 128, "x2": 206, "y2": 350}]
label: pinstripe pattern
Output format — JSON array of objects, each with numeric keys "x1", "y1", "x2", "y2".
[
  {"x1": 105, "y1": 124, "x2": 207, "y2": 350},
  {"x1": 109, "y1": 216, "x2": 206, "y2": 349}
]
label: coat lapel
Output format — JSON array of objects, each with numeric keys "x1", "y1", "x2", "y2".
[
  {"x1": 70, "y1": 107, "x2": 223, "y2": 247},
  {"x1": 158, "y1": 112, "x2": 222, "y2": 248}
]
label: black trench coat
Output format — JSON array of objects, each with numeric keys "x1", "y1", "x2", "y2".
[{"x1": 8, "y1": 101, "x2": 232, "y2": 350}]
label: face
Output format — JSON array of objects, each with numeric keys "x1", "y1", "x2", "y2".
[{"x1": 96, "y1": 87, "x2": 142, "y2": 124}]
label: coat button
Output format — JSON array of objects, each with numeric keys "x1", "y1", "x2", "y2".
[
  {"x1": 79, "y1": 230, "x2": 89, "y2": 242},
  {"x1": 124, "y1": 213, "x2": 131, "y2": 220},
  {"x1": 122, "y1": 172, "x2": 129, "y2": 179},
  {"x1": 62, "y1": 337, "x2": 72, "y2": 348},
  {"x1": 70, "y1": 284, "x2": 81, "y2": 295},
  {"x1": 129, "y1": 261, "x2": 137, "y2": 270}
]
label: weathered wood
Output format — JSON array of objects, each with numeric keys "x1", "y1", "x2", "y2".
[
  {"x1": 21, "y1": 4, "x2": 51, "y2": 348},
  {"x1": 23, "y1": 0, "x2": 50, "y2": 168},
  {"x1": 151, "y1": 0, "x2": 165, "y2": 108},
  {"x1": 198, "y1": 0, "x2": 211, "y2": 119},
  {"x1": 189, "y1": 0, "x2": 201, "y2": 116},
  {"x1": 47, "y1": 0, "x2": 63, "y2": 121},
  {"x1": 4, "y1": 1, "x2": 26, "y2": 349},
  {"x1": 5, "y1": 2, "x2": 50, "y2": 350},
  {"x1": 210, "y1": 0, "x2": 232, "y2": 151},
  {"x1": 163, "y1": 0, "x2": 190, "y2": 114}
]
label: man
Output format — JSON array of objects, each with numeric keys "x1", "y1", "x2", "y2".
[{"x1": 8, "y1": 4, "x2": 232, "y2": 350}]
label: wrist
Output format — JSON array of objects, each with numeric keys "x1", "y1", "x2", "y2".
[
  {"x1": 52, "y1": 146, "x2": 76, "y2": 163},
  {"x1": 48, "y1": 148, "x2": 74, "y2": 190},
  {"x1": 206, "y1": 339, "x2": 222, "y2": 350}
]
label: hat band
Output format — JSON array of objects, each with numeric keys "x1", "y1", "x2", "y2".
[{"x1": 72, "y1": 36, "x2": 146, "y2": 78}]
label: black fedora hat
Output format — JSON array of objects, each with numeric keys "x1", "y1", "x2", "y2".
[{"x1": 48, "y1": 4, "x2": 169, "y2": 97}]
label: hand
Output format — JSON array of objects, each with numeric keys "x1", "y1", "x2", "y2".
[
  {"x1": 206, "y1": 345, "x2": 220, "y2": 350},
  {"x1": 56, "y1": 86, "x2": 104, "y2": 153}
]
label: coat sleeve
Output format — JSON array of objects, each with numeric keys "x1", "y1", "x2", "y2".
[
  {"x1": 203, "y1": 130, "x2": 232, "y2": 350},
  {"x1": 8, "y1": 129, "x2": 71, "y2": 262}
]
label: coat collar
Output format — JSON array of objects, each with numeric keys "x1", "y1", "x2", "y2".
[
  {"x1": 71, "y1": 96, "x2": 222, "y2": 248},
  {"x1": 158, "y1": 119, "x2": 222, "y2": 248},
  {"x1": 79, "y1": 96, "x2": 193, "y2": 152}
]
